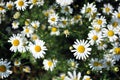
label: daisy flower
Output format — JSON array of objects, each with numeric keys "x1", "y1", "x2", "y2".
[
  {"x1": 59, "y1": 17, "x2": 68, "y2": 28},
  {"x1": 89, "y1": 58, "x2": 104, "y2": 71},
  {"x1": 71, "y1": 39, "x2": 91, "y2": 60},
  {"x1": 6, "y1": 1, "x2": 14, "y2": 10},
  {"x1": 8, "y1": 34, "x2": 27, "y2": 52},
  {"x1": 21, "y1": 26, "x2": 34, "y2": 37},
  {"x1": 13, "y1": 12, "x2": 21, "y2": 19},
  {"x1": 0, "y1": 2, "x2": 6, "y2": 14},
  {"x1": 49, "y1": 26, "x2": 60, "y2": 36},
  {"x1": 91, "y1": 16, "x2": 106, "y2": 27},
  {"x1": 81, "y1": 3, "x2": 97, "y2": 18},
  {"x1": 30, "y1": 33, "x2": 40, "y2": 41},
  {"x1": 56, "y1": 0, "x2": 73, "y2": 6},
  {"x1": 71, "y1": 14, "x2": 82, "y2": 23},
  {"x1": 82, "y1": 75, "x2": 92, "y2": 80},
  {"x1": 14, "y1": 60, "x2": 21, "y2": 67},
  {"x1": 12, "y1": 21, "x2": 20, "y2": 29},
  {"x1": 87, "y1": 30, "x2": 103, "y2": 45},
  {"x1": 65, "y1": 70, "x2": 81, "y2": 80},
  {"x1": 103, "y1": 59, "x2": 115, "y2": 70},
  {"x1": 43, "y1": 59, "x2": 57, "y2": 71},
  {"x1": 23, "y1": 66, "x2": 31, "y2": 73},
  {"x1": 0, "y1": 59, "x2": 12, "y2": 79},
  {"x1": 97, "y1": 41, "x2": 107, "y2": 50},
  {"x1": 102, "y1": 25, "x2": 118, "y2": 42},
  {"x1": 112, "y1": 6, "x2": 120, "y2": 21},
  {"x1": 28, "y1": 0, "x2": 44, "y2": 9},
  {"x1": 15, "y1": 0, "x2": 28, "y2": 11},
  {"x1": 48, "y1": 13, "x2": 59, "y2": 25},
  {"x1": 31, "y1": 20, "x2": 40, "y2": 29},
  {"x1": 67, "y1": 59, "x2": 79, "y2": 70},
  {"x1": 89, "y1": 25, "x2": 101, "y2": 33},
  {"x1": 102, "y1": 3, "x2": 113, "y2": 15},
  {"x1": 110, "y1": 17, "x2": 120, "y2": 29},
  {"x1": 29, "y1": 39, "x2": 47, "y2": 59},
  {"x1": 43, "y1": 8, "x2": 55, "y2": 17},
  {"x1": 61, "y1": 6, "x2": 73, "y2": 15}
]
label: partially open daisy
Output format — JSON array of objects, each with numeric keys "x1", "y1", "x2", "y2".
[
  {"x1": 65, "y1": 70, "x2": 81, "y2": 80},
  {"x1": 8, "y1": 34, "x2": 26, "y2": 52},
  {"x1": 102, "y1": 25, "x2": 118, "y2": 42},
  {"x1": 28, "y1": 0, "x2": 44, "y2": 9},
  {"x1": 29, "y1": 39, "x2": 47, "y2": 59},
  {"x1": 56, "y1": 0, "x2": 73, "y2": 6},
  {"x1": 87, "y1": 30, "x2": 103, "y2": 45},
  {"x1": 103, "y1": 3, "x2": 113, "y2": 15},
  {"x1": 6, "y1": 1, "x2": 14, "y2": 10},
  {"x1": 81, "y1": 2, "x2": 97, "y2": 18},
  {"x1": 23, "y1": 66, "x2": 31, "y2": 73},
  {"x1": 89, "y1": 58, "x2": 103, "y2": 71},
  {"x1": 15, "y1": 0, "x2": 28, "y2": 11},
  {"x1": 22, "y1": 26, "x2": 34, "y2": 37},
  {"x1": 0, "y1": 59, "x2": 12, "y2": 79},
  {"x1": 31, "y1": 20, "x2": 40, "y2": 29},
  {"x1": 12, "y1": 21, "x2": 20, "y2": 29},
  {"x1": 48, "y1": 13, "x2": 59, "y2": 25},
  {"x1": 67, "y1": 59, "x2": 79, "y2": 70},
  {"x1": 49, "y1": 26, "x2": 60, "y2": 36},
  {"x1": 0, "y1": 2, "x2": 6, "y2": 14},
  {"x1": 71, "y1": 39, "x2": 91, "y2": 60},
  {"x1": 43, "y1": 59, "x2": 57, "y2": 71},
  {"x1": 82, "y1": 75, "x2": 92, "y2": 80},
  {"x1": 61, "y1": 6, "x2": 73, "y2": 15}
]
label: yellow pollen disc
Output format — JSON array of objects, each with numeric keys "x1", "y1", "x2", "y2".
[
  {"x1": 0, "y1": 6, "x2": 4, "y2": 10},
  {"x1": 33, "y1": 24, "x2": 38, "y2": 29},
  {"x1": 7, "y1": 4, "x2": 13, "y2": 9},
  {"x1": 107, "y1": 30, "x2": 114, "y2": 36},
  {"x1": 25, "y1": 28, "x2": 29, "y2": 33},
  {"x1": 86, "y1": 8, "x2": 91, "y2": 13},
  {"x1": 0, "y1": 65, "x2": 7, "y2": 72},
  {"x1": 65, "y1": 7, "x2": 69, "y2": 11},
  {"x1": 93, "y1": 62, "x2": 99, "y2": 66},
  {"x1": 51, "y1": 27, "x2": 57, "y2": 32},
  {"x1": 105, "y1": 7, "x2": 110, "y2": 12},
  {"x1": 34, "y1": 45, "x2": 41, "y2": 52},
  {"x1": 97, "y1": 19, "x2": 102, "y2": 25},
  {"x1": 114, "y1": 47, "x2": 120, "y2": 54},
  {"x1": 100, "y1": 42, "x2": 104, "y2": 46},
  {"x1": 106, "y1": 61, "x2": 111, "y2": 66},
  {"x1": 13, "y1": 39, "x2": 20, "y2": 46},
  {"x1": 85, "y1": 78, "x2": 90, "y2": 80},
  {"x1": 117, "y1": 13, "x2": 120, "y2": 19},
  {"x1": 112, "y1": 22, "x2": 118, "y2": 27},
  {"x1": 62, "y1": 21, "x2": 67, "y2": 25},
  {"x1": 71, "y1": 62, "x2": 75, "y2": 67},
  {"x1": 18, "y1": 0, "x2": 24, "y2": 7},
  {"x1": 51, "y1": 17, "x2": 56, "y2": 21},
  {"x1": 94, "y1": 27, "x2": 101, "y2": 32},
  {"x1": 48, "y1": 61, "x2": 53, "y2": 67},
  {"x1": 92, "y1": 35, "x2": 98, "y2": 41},
  {"x1": 32, "y1": 0, "x2": 37, "y2": 4},
  {"x1": 77, "y1": 45, "x2": 85, "y2": 53},
  {"x1": 74, "y1": 15, "x2": 81, "y2": 20}
]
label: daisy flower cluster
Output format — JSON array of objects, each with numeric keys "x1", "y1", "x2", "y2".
[{"x1": 0, "y1": 0, "x2": 120, "y2": 79}]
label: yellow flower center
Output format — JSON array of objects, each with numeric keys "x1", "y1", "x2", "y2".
[
  {"x1": 0, "y1": 6, "x2": 4, "y2": 10},
  {"x1": 0, "y1": 65, "x2": 6, "y2": 72},
  {"x1": 71, "y1": 62, "x2": 75, "y2": 67},
  {"x1": 85, "y1": 78, "x2": 90, "y2": 80},
  {"x1": 94, "y1": 27, "x2": 101, "y2": 32},
  {"x1": 32, "y1": 35, "x2": 38, "y2": 40},
  {"x1": 51, "y1": 17, "x2": 56, "y2": 22},
  {"x1": 25, "y1": 28, "x2": 29, "y2": 33},
  {"x1": 86, "y1": 8, "x2": 91, "y2": 13},
  {"x1": 92, "y1": 35, "x2": 98, "y2": 41},
  {"x1": 7, "y1": 4, "x2": 13, "y2": 9},
  {"x1": 117, "y1": 13, "x2": 120, "y2": 19},
  {"x1": 107, "y1": 30, "x2": 114, "y2": 37},
  {"x1": 13, "y1": 39, "x2": 20, "y2": 46},
  {"x1": 32, "y1": 0, "x2": 37, "y2": 4},
  {"x1": 105, "y1": 7, "x2": 110, "y2": 13},
  {"x1": 64, "y1": 7, "x2": 69, "y2": 11},
  {"x1": 47, "y1": 61, "x2": 53, "y2": 67},
  {"x1": 33, "y1": 24, "x2": 38, "y2": 29},
  {"x1": 93, "y1": 62, "x2": 102, "y2": 66},
  {"x1": 114, "y1": 47, "x2": 120, "y2": 54},
  {"x1": 18, "y1": 0, "x2": 24, "y2": 7},
  {"x1": 97, "y1": 19, "x2": 102, "y2": 25},
  {"x1": 34, "y1": 45, "x2": 41, "y2": 52},
  {"x1": 100, "y1": 41, "x2": 104, "y2": 46},
  {"x1": 77, "y1": 45, "x2": 85, "y2": 53},
  {"x1": 112, "y1": 22, "x2": 118, "y2": 28},
  {"x1": 62, "y1": 21, "x2": 67, "y2": 25},
  {"x1": 74, "y1": 15, "x2": 81, "y2": 20},
  {"x1": 51, "y1": 27, "x2": 57, "y2": 32}
]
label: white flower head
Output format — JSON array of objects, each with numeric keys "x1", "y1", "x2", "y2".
[
  {"x1": 29, "y1": 39, "x2": 47, "y2": 59},
  {"x1": 56, "y1": 0, "x2": 73, "y2": 6},
  {"x1": 71, "y1": 39, "x2": 91, "y2": 60}
]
